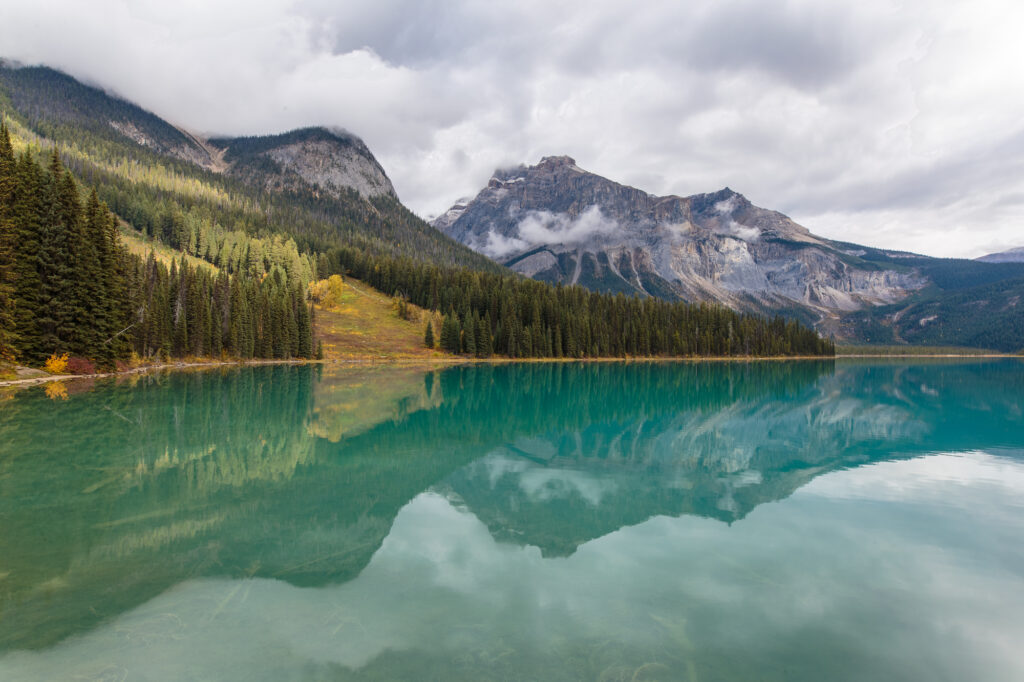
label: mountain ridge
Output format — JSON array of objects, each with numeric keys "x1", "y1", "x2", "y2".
[
  {"x1": 433, "y1": 156, "x2": 926, "y2": 320},
  {"x1": 0, "y1": 61, "x2": 502, "y2": 272},
  {"x1": 977, "y1": 246, "x2": 1024, "y2": 263}
]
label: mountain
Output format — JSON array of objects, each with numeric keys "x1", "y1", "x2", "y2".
[
  {"x1": 977, "y1": 246, "x2": 1024, "y2": 263},
  {"x1": 0, "y1": 62, "x2": 501, "y2": 272},
  {"x1": 435, "y1": 156, "x2": 1024, "y2": 349},
  {"x1": 0, "y1": 60, "x2": 219, "y2": 167},
  {"x1": 1, "y1": 64, "x2": 396, "y2": 201},
  {"x1": 211, "y1": 127, "x2": 397, "y2": 201},
  {"x1": 434, "y1": 156, "x2": 924, "y2": 318}
]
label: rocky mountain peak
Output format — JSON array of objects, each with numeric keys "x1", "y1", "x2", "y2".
[
  {"x1": 433, "y1": 157, "x2": 927, "y2": 322},
  {"x1": 539, "y1": 155, "x2": 578, "y2": 168},
  {"x1": 213, "y1": 126, "x2": 397, "y2": 201}
]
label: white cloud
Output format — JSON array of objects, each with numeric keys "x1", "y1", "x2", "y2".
[
  {"x1": 516, "y1": 205, "x2": 621, "y2": 247},
  {"x1": 1, "y1": 0, "x2": 1023, "y2": 256},
  {"x1": 474, "y1": 230, "x2": 528, "y2": 259},
  {"x1": 714, "y1": 196, "x2": 738, "y2": 215},
  {"x1": 713, "y1": 197, "x2": 760, "y2": 241}
]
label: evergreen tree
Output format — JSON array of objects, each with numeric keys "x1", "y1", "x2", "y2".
[
  {"x1": 462, "y1": 314, "x2": 477, "y2": 356},
  {"x1": 297, "y1": 302, "x2": 312, "y2": 358},
  {"x1": 440, "y1": 312, "x2": 461, "y2": 354},
  {"x1": 424, "y1": 320, "x2": 435, "y2": 349},
  {"x1": 476, "y1": 313, "x2": 493, "y2": 358},
  {"x1": 0, "y1": 123, "x2": 18, "y2": 359}
]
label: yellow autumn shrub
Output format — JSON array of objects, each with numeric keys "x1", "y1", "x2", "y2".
[{"x1": 44, "y1": 352, "x2": 69, "y2": 374}]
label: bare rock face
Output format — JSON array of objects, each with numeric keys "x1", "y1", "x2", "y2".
[
  {"x1": 212, "y1": 127, "x2": 397, "y2": 201},
  {"x1": 263, "y1": 136, "x2": 396, "y2": 200},
  {"x1": 433, "y1": 156, "x2": 927, "y2": 322}
]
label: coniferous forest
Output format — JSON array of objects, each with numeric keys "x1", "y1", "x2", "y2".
[
  {"x1": 0, "y1": 123, "x2": 314, "y2": 367},
  {"x1": 321, "y1": 247, "x2": 834, "y2": 358}
]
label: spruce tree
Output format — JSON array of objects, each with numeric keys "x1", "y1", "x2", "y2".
[
  {"x1": 424, "y1": 321, "x2": 434, "y2": 349},
  {"x1": 297, "y1": 301, "x2": 312, "y2": 358},
  {"x1": 0, "y1": 123, "x2": 17, "y2": 360},
  {"x1": 462, "y1": 314, "x2": 477, "y2": 355},
  {"x1": 476, "y1": 313, "x2": 493, "y2": 358},
  {"x1": 10, "y1": 152, "x2": 46, "y2": 361}
]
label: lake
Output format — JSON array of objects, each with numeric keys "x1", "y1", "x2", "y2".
[{"x1": 1, "y1": 359, "x2": 1022, "y2": 681}]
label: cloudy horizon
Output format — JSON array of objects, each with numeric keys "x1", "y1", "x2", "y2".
[{"x1": 2, "y1": 0, "x2": 1022, "y2": 258}]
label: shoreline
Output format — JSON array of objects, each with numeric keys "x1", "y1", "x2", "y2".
[
  {"x1": 0, "y1": 356, "x2": 473, "y2": 389},
  {"x1": 2, "y1": 352, "x2": 1019, "y2": 389}
]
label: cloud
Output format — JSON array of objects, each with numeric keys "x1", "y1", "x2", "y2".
[
  {"x1": 516, "y1": 205, "x2": 621, "y2": 247},
  {"x1": 714, "y1": 196, "x2": 739, "y2": 215},
  {"x1": 474, "y1": 230, "x2": 528, "y2": 259},
  {"x1": 1, "y1": 0, "x2": 1023, "y2": 257},
  {"x1": 714, "y1": 197, "x2": 760, "y2": 242}
]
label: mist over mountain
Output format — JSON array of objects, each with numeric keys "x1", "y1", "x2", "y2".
[{"x1": 977, "y1": 246, "x2": 1024, "y2": 264}]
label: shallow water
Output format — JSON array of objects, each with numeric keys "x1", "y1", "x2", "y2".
[{"x1": 1, "y1": 359, "x2": 1022, "y2": 681}]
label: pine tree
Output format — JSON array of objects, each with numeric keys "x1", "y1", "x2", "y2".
[
  {"x1": 0, "y1": 123, "x2": 18, "y2": 360},
  {"x1": 297, "y1": 301, "x2": 312, "y2": 358},
  {"x1": 10, "y1": 152, "x2": 46, "y2": 362},
  {"x1": 477, "y1": 313, "x2": 493, "y2": 358},
  {"x1": 440, "y1": 312, "x2": 461, "y2": 354},
  {"x1": 462, "y1": 314, "x2": 477, "y2": 355},
  {"x1": 424, "y1": 320, "x2": 435, "y2": 349}
]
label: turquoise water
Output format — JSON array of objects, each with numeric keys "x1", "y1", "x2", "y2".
[{"x1": 1, "y1": 360, "x2": 1022, "y2": 681}]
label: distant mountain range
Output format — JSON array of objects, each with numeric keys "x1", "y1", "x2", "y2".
[
  {"x1": 435, "y1": 157, "x2": 1024, "y2": 350},
  {"x1": 977, "y1": 246, "x2": 1024, "y2": 263}
]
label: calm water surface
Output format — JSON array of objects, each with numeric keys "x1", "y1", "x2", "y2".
[{"x1": 1, "y1": 360, "x2": 1023, "y2": 681}]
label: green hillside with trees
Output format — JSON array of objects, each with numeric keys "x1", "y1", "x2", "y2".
[
  {"x1": 0, "y1": 124, "x2": 313, "y2": 367},
  {"x1": 0, "y1": 63, "x2": 833, "y2": 368}
]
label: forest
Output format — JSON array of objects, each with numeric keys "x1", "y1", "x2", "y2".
[
  {"x1": 323, "y1": 246, "x2": 834, "y2": 358},
  {"x1": 0, "y1": 123, "x2": 314, "y2": 367}
]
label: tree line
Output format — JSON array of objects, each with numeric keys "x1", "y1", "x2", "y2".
[
  {"x1": 324, "y1": 246, "x2": 835, "y2": 358},
  {"x1": 0, "y1": 123, "x2": 314, "y2": 367}
]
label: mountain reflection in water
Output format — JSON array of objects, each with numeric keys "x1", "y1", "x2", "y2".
[{"x1": 0, "y1": 359, "x2": 1022, "y2": 681}]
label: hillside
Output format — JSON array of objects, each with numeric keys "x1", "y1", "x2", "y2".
[
  {"x1": 0, "y1": 62, "x2": 501, "y2": 273},
  {"x1": 309, "y1": 275, "x2": 443, "y2": 361}
]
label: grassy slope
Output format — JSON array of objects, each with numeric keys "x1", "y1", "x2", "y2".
[{"x1": 314, "y1": 276, "x2": 444, "y2": 361}]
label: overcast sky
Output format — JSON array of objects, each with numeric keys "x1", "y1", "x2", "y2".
[{"x1": 3, "y1": 0, "x2": 1023, "y2": 257}]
